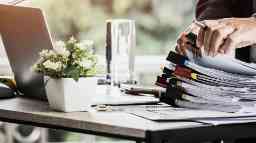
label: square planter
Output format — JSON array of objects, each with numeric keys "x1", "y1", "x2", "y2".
[{"x1": 45, "y1": 77, "x2": 97, "y2": 112}]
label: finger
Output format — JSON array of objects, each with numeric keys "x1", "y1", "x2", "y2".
[
  {"x1": 210, "y1": 26, "x2": 236, "y2": 56},
  {"x1": 196, "y1": 20, "x2": 219, "y2": 48},
  {"x1": 176, "y1": 39, "x2": 184, "y2": 55},
  {"x1": 175, "y1": 45, "x2": 182, "y2": 54},
  {"x1": 217, "y1": 27, "x2": 236, "y2": 55},
  {"x1": 219, "y1": 37, "x2": 236, "y2": 54},
  {"x1": 218, "y1": 28, "x2": 238, "y2": 54},
  {"x1": 198, "y1": 48, "x2": 202, "y2": 57},
  {"x1": 197, "y1": 45, "x2": 203, "y2": 57},
  {"x1": 177, "y1": 32, "x2": 187, "y2": 46},
  {"x1": 190, "y1": 42, "x2": 198, "y2": 57},
  {"x1": 175, "y1": 43, "x2": 188, "y2": 56},
  {"x1": 180, "y1": 33, "x2": 190, "y2": 56},
  {"x1": 197, "y1": 26, "x2": 205, "y2": 48},
  {"x1": 180, "y1": 42, "x2": 189, "y2": 56},
  {"x1": 206, "y1": 26, "x2": 226, "y2": 56},
  {"x1": 204, "y1": 27, "x2": 213, "y2": 56},
  {"x1": 192, "y1": 45, "x2": 196, "y2": 57},
  {"x1": 209, "y1": 29, "x2": 221, "y2": 57},
  {"x1": 193, "y1": 47, "x2": 201, "y2": 58},
  {"x1": 205, "y1": 24, "x2": 225, "y2": 56},
  {"x1": 192, "y1": 41, "x2": 202, "y2": 57}
]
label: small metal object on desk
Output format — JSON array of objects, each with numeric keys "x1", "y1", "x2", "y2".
[{"x1": 95, "y1": 105, "x2": 112, "y2": 112}]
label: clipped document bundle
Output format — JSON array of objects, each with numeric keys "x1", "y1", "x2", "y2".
[{"x1": 156, "y1": 44, "x2": 256, "y2": 113}]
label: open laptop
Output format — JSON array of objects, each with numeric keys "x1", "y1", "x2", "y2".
[{"x1": 0, "y1": 4, "x2": 53, "y2": 100}]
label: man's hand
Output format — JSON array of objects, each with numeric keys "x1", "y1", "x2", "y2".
[
  {"x1": 197, "y1": 18, "x2": 256, "y2": 57},
  {"x1": 175, "y1": 32, "x2": 190, "y2": 56},
  {"x1": 175, "y1": 23, "x2": 201, "y2": 57}
]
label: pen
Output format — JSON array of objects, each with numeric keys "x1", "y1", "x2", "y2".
[
  {"x1": 106, "y1": 21, "x2": 112, "y2": 81},
  {"x1": 120, "y1": 84, "x2": 165, "y2": 97},
  {"x1": 193, "y1": 20, "x2": 207, "y2": 29}
]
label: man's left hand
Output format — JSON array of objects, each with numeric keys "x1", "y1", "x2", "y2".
[{"x1": 197, "y1": 18, "x2": 256, "y2": 57}]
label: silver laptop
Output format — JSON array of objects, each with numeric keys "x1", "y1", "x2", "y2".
[{"x1": 0, "y1": 4, "x2": 53, "y2": 100}]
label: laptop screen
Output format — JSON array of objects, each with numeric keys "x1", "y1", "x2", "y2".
[{"x1": 0, "y1": 4, "x2": 53, "y2": 100}]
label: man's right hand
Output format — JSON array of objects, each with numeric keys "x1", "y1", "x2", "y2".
[
  {"x1": 175, "y1": 23, "x2": 201, "y2": 57},
  {"x1": 175, "y1": 32, "x2": 190, "y2": 56}
]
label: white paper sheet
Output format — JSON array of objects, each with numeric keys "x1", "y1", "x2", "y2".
[
  {"x1": 186, "y1": 50, "x2": 256, "y2": 75},
  {"x1": 198, "y1": 117, "x2": 256, "y2": 125}
]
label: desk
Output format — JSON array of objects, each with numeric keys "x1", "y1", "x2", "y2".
[{"x1": 0, "y1": 98, "x2": 256, "y2": 143}]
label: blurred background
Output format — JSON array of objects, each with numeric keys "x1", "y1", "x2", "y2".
[
  {"x1": 31, "y1": 0, "x2": 195, "y2": 55},
  {"x1": 30, "y1": 0, "x2": 196, "y2": 86},
  {"x1": 0, "y1": 0, "x2": 196, "y2": 142}
]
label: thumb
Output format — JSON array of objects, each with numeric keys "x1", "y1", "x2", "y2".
[{"x1": 219, "y1": 37, "x2": 236, "y2": 54}]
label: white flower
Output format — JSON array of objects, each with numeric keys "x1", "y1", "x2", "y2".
[
  {"x1": 80, "y1": 60, "x2": 93, "y2": 69},
  {"x1": 43, "y1": 60, "x2": 62, "y2": 71},
  {"x1": 76, "y1": 40, "x2": 94, "y2": 51},
  {"x1": 54, "y1": 41, "x2": 70, "y2": 57},
  {"x1": 39, "y1": 50, "x2": 48, "y2": 57},
  {"x1": 39, "y1": 49, "x2": 49, "y2": 56},
  {"x1": 39, "y1": 50, "x2": 56, "y2": 59}
]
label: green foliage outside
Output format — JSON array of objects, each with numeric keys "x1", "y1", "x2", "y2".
[{"x1": 31, "y1": 0, "x2": 196, "y2": 55}]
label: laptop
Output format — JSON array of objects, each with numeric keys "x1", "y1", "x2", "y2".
[{"x1": 0, "y1": 4, "x2": 53, "y2": 100}]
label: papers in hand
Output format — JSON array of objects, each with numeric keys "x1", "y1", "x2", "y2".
[{"x1": 186, "y1": 49, "x2": 256, "y2": 75}]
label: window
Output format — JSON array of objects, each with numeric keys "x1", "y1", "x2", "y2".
[{"x1": 30, "y1": 0, "x2": 196, "y2": 85}]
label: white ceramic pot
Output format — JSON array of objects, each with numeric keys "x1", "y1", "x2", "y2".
[{"x1": 45, "y1": 77, "x2": 97, "y2": 112}]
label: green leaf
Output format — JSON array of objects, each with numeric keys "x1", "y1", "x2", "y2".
[{"x1": 64, "y1": 65, "x2": 80, "y2": 82}]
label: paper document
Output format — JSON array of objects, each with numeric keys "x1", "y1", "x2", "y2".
[
  {"x1": 156, "y1": 50, "x2": 256, "y2": 114},
  {"x1": 186, "y1": 50, "x2": 256, "y2": 75},
  {"x1": 198, "y1": 117, "x2": 256, "y2": 125},
  {"x1": 126, "y1": 103, "x2": 256, "y2": 121}
]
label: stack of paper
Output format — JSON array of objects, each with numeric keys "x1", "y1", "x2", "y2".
[
  {"x1": 156, "y1": 50, "x2": 256, "y2": 113},
  {"x1": 125, "y1": 103, "x2": 256, "y2": 121}
]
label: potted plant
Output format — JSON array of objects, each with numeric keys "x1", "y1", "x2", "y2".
[{"x1": 33, "y1": 37, "x2": 97, "y2": 112}]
